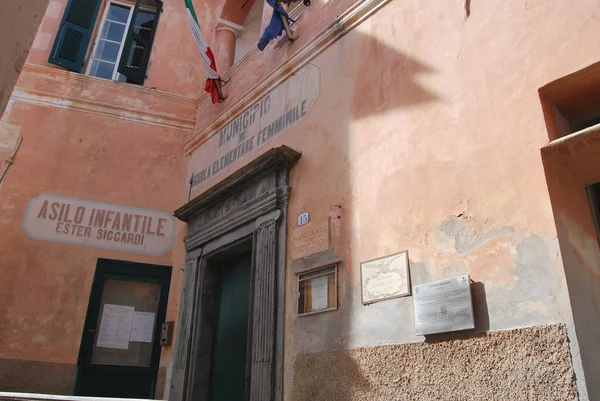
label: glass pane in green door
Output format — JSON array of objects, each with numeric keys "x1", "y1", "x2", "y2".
[{"x1": 91, "y1": 279, "x2": 161, "y2": 367}]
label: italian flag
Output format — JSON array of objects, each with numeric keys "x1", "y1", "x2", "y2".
[{"x1": 185, "y1": 0, "x2": 223, "y2": 103}]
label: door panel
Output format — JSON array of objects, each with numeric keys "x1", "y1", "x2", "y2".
[
  {"x1": 75, "y1": 259, "x2": 171, "y2": 398},
  {"x1": 209, "y1": 254, "x2": 252, "y2": 401}
]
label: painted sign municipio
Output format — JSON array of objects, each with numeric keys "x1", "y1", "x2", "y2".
[
  {"x1": 187, "y1": 64, "x2": 320, "y2": 199},
  {"x1": 360, "y1": 250, "x2": 410, "y2": 304},
  {"x1": 23, "y1": 194, "x2": 175, "y2": 255},
  {"x1": 413, "y1": 274, "x2": 475, "y2": 336},
  {"x1": 291, "y1": 219, "x2": 329, "y2": 259}
]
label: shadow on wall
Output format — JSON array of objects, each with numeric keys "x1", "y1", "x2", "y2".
[
  {"x1": 292, "y1": 350, "x2": 371, "y2": 400},
  {"x1": 349, "y1": 33, "x2": 436, "y2": 119},
  {"x1": 290, "y1": 25, "x2": 438, "y2": 400},
  {"x1": 0, "y1": 0, "x2": 49, "y2": 117},
  {"x1": 471, "y1": 281, "x2": 490, "y2": 332}
]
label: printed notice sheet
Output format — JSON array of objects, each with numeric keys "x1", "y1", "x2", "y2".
[
  {"x1": 96, "y1": 304, "x2": 135, "y2": 349},
  {"x1": 311, "y1": 276, "x2": 329, "y2": 311},
  {"x1": 130, "y1": 311, "x2": 156, "y2": 343}
]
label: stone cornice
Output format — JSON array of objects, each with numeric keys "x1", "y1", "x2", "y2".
[
  {"x1": 12, "y1": 64, "x2": 197, "y2": 131},
  {"x1": 174, "y1": 145, "x2": 301, "y2": 222},
  {"x1": 22, "y1": 64, "x2": 197, "y2": 106},
  {"x1": 10, "y1": 88, "x2": 196, "y2": 131},
  {"x1": 185, "y1": 0, "x2": 391, "y2": 154}
]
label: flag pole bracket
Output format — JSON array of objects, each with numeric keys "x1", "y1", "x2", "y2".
[{"x1": 279, "y1": 14, "x2": 298, "y2": 43}]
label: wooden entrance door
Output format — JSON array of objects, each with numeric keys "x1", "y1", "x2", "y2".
[
  {"x1": 209, "y1": 252, "x2": 252, "y2": 401},
  {"x1": 75, "y1": 259, "x2": 171, "y2": 398}
]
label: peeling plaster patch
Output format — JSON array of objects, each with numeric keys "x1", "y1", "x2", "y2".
[
  {"x1": 513, "y1": 235, "x2": 554, "y2": 301},
  {"x1": 483, "y1": 235, "x2": 563, "y2": 329},
  {"x1": 436, "y1": 217, "x2": 515, "y2": 256},
  {"x1": 443, "y1": 263, "x2": 467, "y2": 277},
  {"x1": 413, "y1": 217, "x2": 520, "y2": 287},
  {"x1": 416, "y1": 217, "x2": 562, "y2": 330}
]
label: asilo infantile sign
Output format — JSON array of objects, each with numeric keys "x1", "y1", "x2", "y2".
[{"x1": 23, "y1": 194, "x2": 175, "y2": 255}]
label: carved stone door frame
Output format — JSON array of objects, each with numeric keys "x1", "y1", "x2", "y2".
[{"x1": 170, "y1": 146, "x2": 301, "y2": 401}]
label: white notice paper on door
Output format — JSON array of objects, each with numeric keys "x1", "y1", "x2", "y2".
[
  {"x1": 130, "y1": 311, "x2": 156, "y2": 343},
  {"x1": 96, "y1": 304, "x2": 135, "y2": 349},
  {"x1": 311, "y1": 276, "x2": 329, "y2": 311}
]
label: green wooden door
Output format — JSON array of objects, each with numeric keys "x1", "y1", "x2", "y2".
[
  {"x1": 75, "y1": 259, "x2": 171, "y2": 398},
  {"x1": 209, "y1": 254, "x2": 252, "y2": 401}
]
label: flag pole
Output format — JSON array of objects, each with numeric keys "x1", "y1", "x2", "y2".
[
  {"x1": 279, "y1": 14, "x2": 297, "y2": 42},
  {"x1": 214, "y1": 79, "x2": 227, "y2": 101}
]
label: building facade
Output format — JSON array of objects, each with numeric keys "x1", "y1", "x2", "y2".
[
  {"x1": 1, "y1": 0, "x2": 600, "y2": 400},
  {"x1": 0, "y1": 0, "x2": 50, "y2": 117}
]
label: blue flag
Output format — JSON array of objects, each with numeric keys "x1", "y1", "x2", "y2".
[{"x1": 258, "y1": 0, "x2": 291, "y2": 51}]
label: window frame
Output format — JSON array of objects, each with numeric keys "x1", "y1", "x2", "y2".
[{"x1": 85, "y1": 0, "x2": 135, "y2": 81}]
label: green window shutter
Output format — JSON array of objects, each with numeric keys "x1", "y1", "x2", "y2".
[
  {"x1": 118, "y1": 0, "x2": 163, "y2": 85},
  {"x1": 48, "y1": 0, "x2": 102, "y2": 72}
]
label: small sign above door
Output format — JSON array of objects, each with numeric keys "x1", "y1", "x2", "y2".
[
  {"x1": 291, "y1": 219, "x2": 329, "y2": 259},
  {"x1": 23, "y1": 194, "x2": 175, "y2": 255}
]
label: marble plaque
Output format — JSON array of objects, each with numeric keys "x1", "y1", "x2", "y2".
[
  {"x1": 291, "y1": 219, "x2": 329, "y2": 259},
  {"x1": 413, "y1": 274, "x2": 475, "y2": 336},
  {"x1": 360, "y1": 251, "x2": 410, "y2": 304}
]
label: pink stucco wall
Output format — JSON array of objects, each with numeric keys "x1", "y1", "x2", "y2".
[
  {"x1": 0, "y1": 0, "x2": 49, "y2": 116},
  {"x1": 0, "y1": 0, "x2": 228, "y2": 394},
  {"x1": 182, "y1": 0, "x2": 600, "y2": 399},
  {"x1": 0, "y1": 0, "x2": 200, "y2": 387},
  {"x1": 2, "y1": 0, "x2": 600, "y2": 398},
  {"x1": 0, "y1": 73, "x2": 191, "y2": 394}
]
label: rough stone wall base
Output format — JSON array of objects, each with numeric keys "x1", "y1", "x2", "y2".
[
  {"x1": 292, "y1": 325, "x2": 576, "y2": 401},
  {"x1": 0, "y1": 358, "x2": 76, "y2": 394}
]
